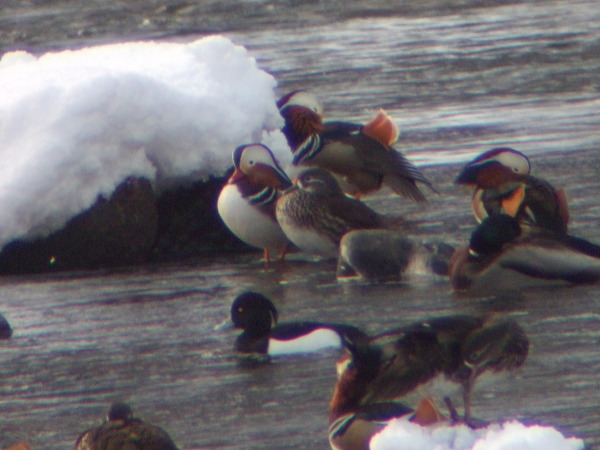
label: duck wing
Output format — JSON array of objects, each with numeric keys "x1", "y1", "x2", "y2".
[{"x1": 499, "y1": 244, "x2": 600, "y2": 283}]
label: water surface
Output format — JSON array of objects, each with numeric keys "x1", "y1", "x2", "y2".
[{"x1": 1, "y1": 0, "x2": 600, "y2": 448}]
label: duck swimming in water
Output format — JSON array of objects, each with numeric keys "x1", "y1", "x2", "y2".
[
  {"x1": 75, "y1": 402, "x2": 178, "y2": 450},
  {"x1": 450, "y1": 214, "x2": 600, "y2": 293},
  {"x1": 227, "y1": 291, "x2": 367, "y2": 363}
]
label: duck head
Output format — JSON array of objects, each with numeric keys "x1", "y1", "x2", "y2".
[
  {"x1": 230, "y1": 291, "x2": 278, "y2": 337},
  {"x1": 449, "y1": 215, "x2": 522, "y2": 291},
  {"x1": 456, "y1": 148, "x2": 530, "y2": 187},
  {"x1": 107, "y1": 402, "x2": 133, "y2": 421},
  {"x1": 229, "y1": 143, "x2": 292, "y2": 190},
  {"x1": 278, "y1": 90, "x2": 324, "y2": 149},
  {"x1": 453, "y1": 318, "x2": 529, "y2": 386},
  {"x1": 294, "y1": 168, "x2": 344, "y2": 195},
  {"x1": 468, "y1": 214, "x2": 522, "y2": 257}
]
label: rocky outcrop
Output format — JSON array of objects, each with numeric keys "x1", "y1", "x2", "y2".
[
  {"x1": 152, "y1": 172, "x2": 253, "y2": 261},
  {"x1": 0, "y1": 177, "x2": 158, "y2": 274},
  {"x1": 0, "y1": 172, "x2": 253, "y2": 275}
]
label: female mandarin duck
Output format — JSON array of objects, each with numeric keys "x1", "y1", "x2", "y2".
[
  {"x1": 329, "y1": 314, "x2": 528, "y2": 430},
  {"x1": 227, "y1": 292, "x2": 367, "y2": 363},
  {"x1": 455, "y1": 147, "x2": 569, "y2": 235},
  {"x1": 276, "y1": 167, "x2": 384, "y2": 258},
  {"x1": 450, "y1": 214, "x2": 600, "y2": 293},
  {"x1": 75, "y1": 402, "x2": 178, "y2": 450},
  {"x1": 277, "y1": 90, "x2": 435, "y2": 201},
  {"x1": 217, "y1": 143, "x2": 294, "y2": 262},
  {"x1": 449, "y1": 317, "x2": 529, "y2": 424}
]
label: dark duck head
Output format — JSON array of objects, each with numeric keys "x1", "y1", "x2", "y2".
[{"x1": 468, "y1": 214, "x2": 522, "y2": 258}]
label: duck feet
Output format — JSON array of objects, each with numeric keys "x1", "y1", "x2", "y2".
[
  {"x1": 443, "y1": 397, "x2": 461, "y2": 424},
  {"x1": 463, "y1": 416, "x2": 490, "y2": 429}
]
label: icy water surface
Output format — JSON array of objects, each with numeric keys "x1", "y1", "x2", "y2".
[
  {"x1": 1, "y1": 152, "x2": 600, "y2": 449},
  {"x1": 1, "y1": 0, "x2": 600, "y2": 448}
]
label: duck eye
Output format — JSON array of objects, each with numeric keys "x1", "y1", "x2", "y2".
[
  {"x1": 238, "y1": 307, "x2": 244, "y2": 313},
  {"x1": 248, "y1": 160, "x2": 255, "y2": 165}
]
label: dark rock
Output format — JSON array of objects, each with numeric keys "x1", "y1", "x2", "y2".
[
  {"x1": 151, "y1": 171, "x2": 254, "y2": 261},
  {"x1": 0, "y1": 177, "x2": 158, "y2": 274},
  {"x1": 0, "y1": 170, "x2": 258, "y2": 275}
]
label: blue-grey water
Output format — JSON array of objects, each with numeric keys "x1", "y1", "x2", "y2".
[{"x1": 1, "y1": 0, "x2": 600, "y2": 449}]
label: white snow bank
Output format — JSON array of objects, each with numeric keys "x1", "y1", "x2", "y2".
[
  {"x1": 0, "y1": 36, "x2": 289, "y2": 248},
  {"x1": 371, "y1": 419, "x2": 584, "y2": 450}
]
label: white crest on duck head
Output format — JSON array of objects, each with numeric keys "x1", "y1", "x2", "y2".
[
  {"x1": 471, "y1": 147, "x2": 531, "y2": 174},
  {"x1": 278, "y1": 90, "x2": 324, "y2": 116},
  {"x1": 233, "y1": 143, "x2": 292, "y2": 186}
]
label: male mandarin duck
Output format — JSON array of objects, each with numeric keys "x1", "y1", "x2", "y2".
[
  {"x1": 328, "y1": 399, "x2": 445, "y2": 450},
  {"x1": 455, "y1": 147, "x2": 569, "y2": 234},
  {"x1": 217, "y1": 143, "x2": 294, "y2": 262},
  {"x1": 75, "y1": 402, "x2": 178, "y2": 450},
  {"x1": 277, "y1": 90, "x2": 435, "y2": 201},
  {"x1": 226, "y1": 292, "x2": 367, "y2": 364},
  {"x1": 275, "y1": 167, "x2": 384, "y2": 258},
  {"x1": 329, "y1": 315, "x2": 528, "y2": 428},
  {"x1": 450, "y1": 214, "x2": 600, "y2": 293}
]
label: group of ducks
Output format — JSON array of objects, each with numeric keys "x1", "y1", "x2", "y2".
[
  {"x1": 219, "y1": 89, "x2": 600, "y2": 292},
  {"x1": 228, "y1": 291, "x2": 529, "y2": 450},
  {"x1": 217, "y1": 90, "x2": 436, "y2": 262},
  {"x1": 61, "y1": 290, "x2": 528, "y2": 450},
  {"x1": 4, "y1": 92, "x2": 598, "y2": 449}
]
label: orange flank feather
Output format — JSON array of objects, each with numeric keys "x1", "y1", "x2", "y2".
[
  {"x1": 410, "y1": 397, "x2": 446, "y2": 426},
  {"x1": 362, "y1": 109, "x2": 399, "y2": 147},
  {"x1": 500, "y1": 184, "x2": 526, "y2": 218}
]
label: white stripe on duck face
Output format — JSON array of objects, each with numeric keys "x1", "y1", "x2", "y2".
[{"x1": 267, "y1": 328, "x2": 342, "y2": 355}]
